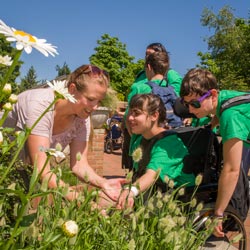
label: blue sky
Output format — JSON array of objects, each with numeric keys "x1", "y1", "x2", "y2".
[{"x1": 1, "y1": 0, "x2": 249, "y2": 82}]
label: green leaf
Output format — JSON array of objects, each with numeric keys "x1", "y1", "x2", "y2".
[{"x1": 19, "y1": 213, "x2": 37, "y2": 227}]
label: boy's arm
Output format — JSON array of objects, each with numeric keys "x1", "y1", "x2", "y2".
[{"x1": 214, "y1": 138, "x2": 243, "y2": 237}]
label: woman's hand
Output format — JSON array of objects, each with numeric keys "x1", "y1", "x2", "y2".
[{"x1": 101, "y1": 178, "x2": 128, "y2": 201}]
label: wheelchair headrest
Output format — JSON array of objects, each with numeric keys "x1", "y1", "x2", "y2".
[{"x1": 173, "y1": 98, "x2": 197, "y2": 119}]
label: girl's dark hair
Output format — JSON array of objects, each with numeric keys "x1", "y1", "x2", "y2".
[
  {"x1": 147, "y1": 43, "x2": 167, "y2": 53},
  {"x1": 129, "y1": 94, "x2": 166, "y2": 124},
  {"x1": 180, "y1": 68, "x2": 218, "y2": 97}
]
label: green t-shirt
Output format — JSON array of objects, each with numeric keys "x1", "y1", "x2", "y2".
[
  {"x1": 191, "y1": 116, "x2": 212, "y2": 127},
  {"x1": 216, "y1": 90, "x2": 250, "y2": 147},
  {"x1": 130, "y1": 133, "x2": 195, "y2": 187}
]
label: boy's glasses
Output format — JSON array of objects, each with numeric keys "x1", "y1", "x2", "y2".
[{"x1": 182, "y1": 90, "x2": 211, "y2": 109}]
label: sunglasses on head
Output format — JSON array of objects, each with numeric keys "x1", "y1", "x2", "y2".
[
  {"x1": 89, "y1": 65, "x2": 109, "y2": 79},
  {"x1": 182, "y1": 90, "x2": 212, "y2": 109},
  {"x1": 75, "y1": 65, "x2": 109, "y2": 80}
]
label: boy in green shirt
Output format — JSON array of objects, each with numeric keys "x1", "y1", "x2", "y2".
[{"x1": 180, "y1": 68, "x2": 250, "y2": 237}]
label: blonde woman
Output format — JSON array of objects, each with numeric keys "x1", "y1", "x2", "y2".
[{"x1": 4, "y1": 64, "x2": 126, "y2": 202}]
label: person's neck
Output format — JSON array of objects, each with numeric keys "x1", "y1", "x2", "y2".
[
  {"x1": 149, "y1": 74, "x2": 164, "y2": 81},
  {"x1": 142, "y1": 126, "x2": 166, "y2": 140},
  {"x1": 54, "y1": 99, "x2": 74, "y2": 118}
]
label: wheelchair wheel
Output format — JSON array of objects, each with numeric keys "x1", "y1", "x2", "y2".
[
  {"x1": 104, "y1": 140, "x2": 113, "y2": 154},
  {"x1": 193, "y1": 208, "x2": 247, "y2": 250}
]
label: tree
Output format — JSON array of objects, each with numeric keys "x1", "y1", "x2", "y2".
[
  {"x1": 19, "y1": 66, "x2": 39, "y2": 92},
  {"x1": 55, "y1": 62, "x2": 71, "y2": 77},
  {"x1": 197, "y1": 6, "x2": 250, "y2": 90},
  {"x1": 89, "y1": 34, "x2": 144, "y2": 100},
  {"x1": 0, "y1": 34, "x2": 23, "y2": 93}
]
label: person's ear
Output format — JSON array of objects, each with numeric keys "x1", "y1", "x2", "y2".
[
  {"x1": 68, "y1": 82, "x2": 77, "y2": 94},
  {"x1": 147, "y1": 64, "x2": 152, "y2": 71},
  {"x1": 210, "y1": 89, "x2": 218, "y2": 101},
  {"x1": 151, "y1": 111, "x2": 159, "y2": 122}
]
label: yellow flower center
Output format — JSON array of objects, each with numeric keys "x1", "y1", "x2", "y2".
[{"x1": 14, "y1": 30, "x2": 36, "y2": 42}]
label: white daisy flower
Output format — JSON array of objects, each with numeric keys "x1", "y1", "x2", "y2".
[
  {"x1": 0, "y1": 55, "x2": 12, "y2": 66},
  {"x1": 46, "y1": 80, "x2": 77, "y2": 103},
  {"x1": 0, "y1": 19, "x2": 58, "y2": 57},
  {"x1": 39, "y1": 146, "x2": 66, "y2": 159},
  {"x1": 62, "y1": 220, "x2": 79, "y2": 238}
]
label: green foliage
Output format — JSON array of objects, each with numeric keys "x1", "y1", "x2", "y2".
[
  {"x1": 56, "y1": 62, "x2": 71, "y2": 77},
  {"x1": 0, "y1": 164, "x2": 215, "y2": 249},
  {"x1": 100, "y1": 87, "x2": 119, "y2": 112},
  {"x1": 197, "y1": 6, "x2": 250, "y2": 90},
  {"x1": 0, "y1": 35, "x2": 23, "y2": 93},
  {"x1": 89, "y1": 34, "x2": 144, "y2": 100},
  {"x1": 19, "y1": 66, "x2": 40, "y2": 93}
]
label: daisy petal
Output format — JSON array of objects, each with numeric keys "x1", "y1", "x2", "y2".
[
  {"x1": 47, "y1": 80, "x2": 77, "y2": 103},
  {"x1": 24, "y1": 45, "x2": 33, "y2": 54},
  {"x1": 0, "y1": 19, "x2": 58, "y2": 57}
]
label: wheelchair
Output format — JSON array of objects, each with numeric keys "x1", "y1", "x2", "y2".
[
  {"x1": 184, "y1": 176, "x2": 248, "y2": 250},
  {"x1": 193, "y1": 206, "x2": 247, "y2": 250},
  {"x1": 171, "y1": 100, "x2": 249, "y2": 250},
  {"x1": 104, "y1": 115, "x2": 123, "y2": 154}
]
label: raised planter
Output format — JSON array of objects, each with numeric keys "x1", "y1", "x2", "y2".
[{"x1": 91, "y1": 107, "x2": 110, "y2": 129}]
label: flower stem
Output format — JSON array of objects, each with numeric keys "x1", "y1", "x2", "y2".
[
  {"x1": 5, "y1": 157, "x2": 51, "y2": 250},
  {"x1": 0, "y1": 109, "x2": 10, "y2": 127}
]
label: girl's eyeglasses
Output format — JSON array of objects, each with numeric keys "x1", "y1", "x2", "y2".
[{"x1": 182, "y1": 90, "x2": 211, "y2": 109}]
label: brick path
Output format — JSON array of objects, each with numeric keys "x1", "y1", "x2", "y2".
[{"x1": 103, "y1": 150, "x2": 250, "y2": 249}]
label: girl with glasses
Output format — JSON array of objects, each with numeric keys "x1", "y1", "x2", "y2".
[{"x1": 180, "y1": 68, "x2": 250, "y2": 238}]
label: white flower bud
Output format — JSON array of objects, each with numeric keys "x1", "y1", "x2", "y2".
[
  {"x1": 62, "y1": 220, "x2": 79, "y2": 237},
  {"x1": 2, "y1": 83, "x2": 12, "y2": 95},
  {"x1": 3, "y1": 102, "x2": 12, "y2": 111},
  {"x1": 8, "y1": 94, "x2": 18, "y2": 104}
]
